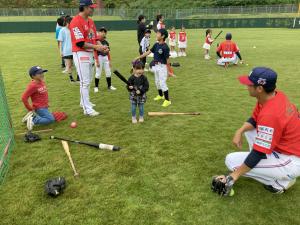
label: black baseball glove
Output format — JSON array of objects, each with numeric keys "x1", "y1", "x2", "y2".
[
  {"x1": 211, "y1": 175, "x2": 234, "y2": 196},
  {"x1": 171, "y1": 62, "x2": 181, "y2": 67},
  {"x1": 24, "y1": 132, "x2": 41, "y2": 143},
  {"x1": 45, "y1": 177, "x2": 66, "y2": 197}
]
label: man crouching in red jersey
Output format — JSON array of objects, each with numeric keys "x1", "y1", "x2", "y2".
[{"x1": 212, "y1": 67, "x2": 300, "y2": 195}]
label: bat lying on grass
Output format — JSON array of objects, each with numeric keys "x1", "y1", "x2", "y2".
[
  {"x1": 148, "y1": 112, "x2": 201, "y2": 116},
  {"x1": 61, "y1": 141, "x2": 79, "y2": 177},
  {"x1": 50, "y1": 136, "x2": 121, "y2": 151}
]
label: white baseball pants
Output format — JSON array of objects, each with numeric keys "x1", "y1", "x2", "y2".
[
  {"x1": 225, "y1": 130, "x2": 300, "y2": 190},
  {"x1": 217, "y1": 54, "x2": 238, "y2": 66},
  {"x1": 73, "y1": 51, "x2": 94, "y2": 115},
  {"x1": 95, "y1": 55, "x2": 111, "y2": 79},
  {"x1": 153, "y1": 64, "x2": 168, "y2": 92}
]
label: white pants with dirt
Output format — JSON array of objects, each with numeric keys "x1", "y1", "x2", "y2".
[
  {"x1": 73, "y1": 51, "x2": 94, "y2": 115},
  {"x1": 225, "y1": 130, "x2": 300, "y2": 190},
  {"x1": 217, "y1": 54, "x2": 238, "y2": 66},
  {"x1": 95, "y1": 55, "x2": 111, "y2": 79},
  {"x1": 153, "y1": 64, "x2": 168, "y2": 92}
]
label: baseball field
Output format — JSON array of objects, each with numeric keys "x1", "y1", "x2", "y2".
[{"x1": 0, "y1": 28, "x2": 300, "y2": 225}]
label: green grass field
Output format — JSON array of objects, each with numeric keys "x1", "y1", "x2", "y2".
[{"x1": 0, "y1": 29, "x2": 300, "y2": 225}]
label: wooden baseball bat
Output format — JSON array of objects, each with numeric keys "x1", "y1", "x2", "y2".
[
  {"x1": 0, "y1": 138, "x2": 12, "y2": 169},
  {"x1": 61, "y1": 141, "x2": 79, "y2": 177},
  {"x1": 16, "y1": 128, "x2": 53, "y2": 136},
  {"x1": 214, "y1": 30, "x2": 223, "y2": 40},
  {"x1": 50, "y1": 136, "x2": 121, "y2": 151},
  {"x1": 148, "y1": 112, "x2": 201, "y2": 116}
]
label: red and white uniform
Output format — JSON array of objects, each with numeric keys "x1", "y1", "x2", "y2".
[
  {"x1": 156, "y1": 22, "x2": 165, "y2": 30},
  {"x1": 169, "y1": 31, "x2": 176, "y2": 47},
  {"x1": 178, "y1": 31, "x2": 187, "y2": 48},
  {"x1": 203, "y1": 34, "x2": 213, "y2": 50},
  {"x1": 70, "y1": 14, "x2": 98, "y2": 115},
  {"x1": 216, "y1": 40, "x2": 239, "y2": 65},
  {"x1": 225, "y1": 91, "x2": 300, "y2": 190}
]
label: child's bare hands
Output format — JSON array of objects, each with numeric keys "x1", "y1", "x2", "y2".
[
  {"x1": 136, "y1": 90, "x2": 141, "y2": 95},
  {"x1": 129, "y1": 86, "x2": 134, "y2": 89}
]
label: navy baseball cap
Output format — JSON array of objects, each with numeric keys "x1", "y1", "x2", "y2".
[
  {"x1": 158, "y1": 29, "x2": 168, "y2": 39},
  {"x1": 79, "y1": 0, "x2": 97, "y2": 8},
  {"x1": 226, "y1": 33, "x2": 232, "y2": 40},
  {"x1": 238, "y1": 67, "x2": 277, "y2": 88},
  {"x1": 29, "y1": 66, "x2": 48, "y2": 76}
]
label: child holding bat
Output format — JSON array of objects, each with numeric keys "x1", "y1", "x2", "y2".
[
  {"x1": 127, "y1": 61, "x2": 149, "y2": 123},
  {"x1": 203, "y1": 29, "x2": 214, "y2": 60}
]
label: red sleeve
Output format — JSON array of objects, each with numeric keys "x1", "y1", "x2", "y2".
[
  {"x1": 21, "y1": 83, "x2": 36, "y2": 111},
  {"x1": 94, "y1": 51, "x2": 99, "y2": 63},
  {"x1": 70, "y1": 19, "x2": 85, "y2": 44},
  {"x1": 251, "y1": 103, "x2": 260, "y2": 122},
  {"x1": 253, "y1": 114, "x2": 283, "y2": 154}
]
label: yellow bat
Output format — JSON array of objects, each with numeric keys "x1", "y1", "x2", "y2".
[
  {"x1": 61, "y1": 141, "x2": 79, "y2": 177},
  {"x1": 148, "y1": 112, "x2": 201, "y2": 116}
]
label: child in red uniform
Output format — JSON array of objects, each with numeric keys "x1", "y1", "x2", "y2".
[
  {"x1": 178, "y1": 27, "x2": 187, "y2": 57},
  {"x1": 203, "y1": 29, "x2": 214, "y2": 60},
  {"x1": 21, "y1": 66, "x2": 55, "y2": 131},
  {"x1": 169, "y1": 26, "x2": 177, "y2": 58}
]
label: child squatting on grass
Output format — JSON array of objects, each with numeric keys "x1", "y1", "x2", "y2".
[
  {"x1": 21, "y1": 66, "x2": 56, "y2": 131},
  {"x1": 128, "y1": 61, "x2": 149, "y2": 124}
]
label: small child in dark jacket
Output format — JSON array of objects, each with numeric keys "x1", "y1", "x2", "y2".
[{"x1": 128, "y1": 61, "x2": 149, "y2": 123}]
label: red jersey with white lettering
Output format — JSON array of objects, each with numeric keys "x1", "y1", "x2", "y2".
[
  {"x1": 169, "y1": 31, "x2": 176, "y2": 41},
  {"x1": 178, "y1": 32, "x2": 187, "y2": 42},
  {"x1": 21, "y1": 80, "x2": 49, "y2": 111},
  {"x1": 156, "y1": 22, "x2": 165, "y2": 30},
  {"x1": 251, "y1": 91, "x2": 300, "y2": 156},
  {"x1": 217, "y1": 40, "x2": 239, "y2": 58},
  {"x1": 69, "y1": 14, "x2": 97, "y2": 52},
  {"x1": 205, "y1": 34, "x2": 213, "y2": 45}
]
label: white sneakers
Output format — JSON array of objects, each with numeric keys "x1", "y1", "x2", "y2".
[
  {"x1": 132, "y1": 117, "x2": 137, "y2": 124},
  {"x1": 26, "y1": 115, "x2": 34, "y2": 131},
  {"x1": 94, "y1": 86, "x2": 117, "y2": 92},
  {"x1": 87, "y1": 111, "x2": 100, "y2": 117},
  {"x1": 108, "y1": 86, "x2": 117, "y2": 91},
  {"x1": 22, "y1": 111, "x2": 34, "y2": 123}
]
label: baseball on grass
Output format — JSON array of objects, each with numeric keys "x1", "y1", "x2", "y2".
[
  {"x1": 70, "y1": 122, "x2": 77, "y2": 128},
  {"x1": 253, "y1": 46, "x2": 257, "y2": 49}
]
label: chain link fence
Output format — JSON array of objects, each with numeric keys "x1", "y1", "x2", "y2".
[
  {"x1": 0, "y1": 4, "x2": 299, "y2": 20},
  {"x1": 0, "y1": 69, "x2": 15, "y2": 185}
]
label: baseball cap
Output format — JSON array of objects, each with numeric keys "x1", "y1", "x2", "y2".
[
  {"x1": 158, "y1": 29, "x2": 168, "y2": 39},
  {"x1": 145, "y1": 29, "x2": 151, "y2": 34},
  {"x1": 79, "y1": 0, "x2": 97, "y2": 8},
  {"x1": 99, "y1": 27, "x2": 107, "y2": 32},
  {"x1": 238, "y1": 67, "x2": 277, "y2": 88},
  {"x1": 226, "y1": 33, "x2": 232, "y2": 40},
  {"x1": 29, "y1": 66, "x2": 48, "y2": 76}
]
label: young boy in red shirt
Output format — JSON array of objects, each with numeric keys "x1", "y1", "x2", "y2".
[{"x1": 21, "y1": 66, "x2": 55, "y2": 131}]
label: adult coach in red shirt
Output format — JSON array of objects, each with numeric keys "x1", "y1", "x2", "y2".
[
  {"x1": 216, "y1": 33, "x2": 243, "y2": 67},
  {"x1": 212, "y1": 67, "x2": 300, "y2": 195},
  {"x1": 70, "y1": 0, "x2": 107, "y2": 116}
]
